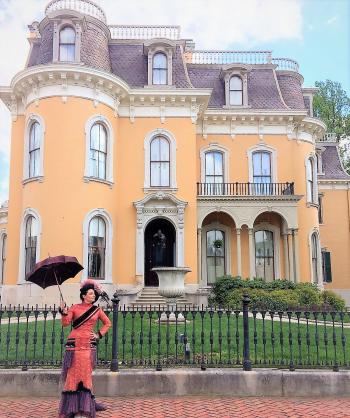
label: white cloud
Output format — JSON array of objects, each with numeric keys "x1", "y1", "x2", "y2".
[{"x1": 326, "y1": 16, "x2": 338, "y2": 25}]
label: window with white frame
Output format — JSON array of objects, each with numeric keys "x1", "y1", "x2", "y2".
[
  {"x1": 205, "y1": 151, "x2": 224, "y2": 195},
  {"x1": 206, "y1": 229, "x2": 225, "y2": 284},
  {"x1": 311, "y1": 232, "x2": 319, "y2": 284},
  {"x1": 0, "y1": 234, "x2": 6, "y2": 284},
  {"x1": 152, "y1": 52, "x2": 167, "y2": 85},
  {"x1": 255, "y1": 230, "x2": 274, "y2": 281},
  {"x1": 59, "y1": 26, "x2": 76, "y2": 62},
  {"x1": 89, "y1": 123, "x2": 107, "y2": 180},
  {"x1": 24, "y1": 216, "x2": 37, "y2": 276},
  {"x1": 253, "y1": 151, "x2": 272, "y2": 194},
  {"x1": 28, "y1": 121, "x2": 41, "y2": 179},
  {"x1": 88, "y1": 216, "x2": 106, "y2": 280},
  {"x1": 150, "y1": 136, "x2": 170, "y2": 187},
  {"x1": 306, "y1": 157, "x2": 317, "y2": 203},
  {"x1": 229, "y1": 76, "x2": 243, "y2": 106}
]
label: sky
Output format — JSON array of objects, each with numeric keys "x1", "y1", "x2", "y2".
[{"x1": 0, "y1": 0, "x2": 349, "y2": 204}]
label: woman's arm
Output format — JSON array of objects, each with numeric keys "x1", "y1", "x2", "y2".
[
  {"x1": 59, "y1": 303, "x2": 74, "y2": 327},
  {"x1": 97, "y1": 309, "x2": 111, "y2": 337}
]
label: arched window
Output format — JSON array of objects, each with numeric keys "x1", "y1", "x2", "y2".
[
  {"x1": 206, "y1": 229, "x2": 225, "y2": 284},
  {"x1": 150, "y1": 136, "x2": 170, "y2": 187},
  {"x1": 253, "y1": 151, "x2": 272, "y2": 194},
  {"x1": 205, "y1": 151, "x2": 224, "y2": 195},
  {"x1": 89, "y1": 123, "x2": 107, "y2": 180},
  {"x1": 29, "y1": 122, "x2": 41, "y2": 178},
  {"x1": 255, "y1": 230, "x2": 274, "y2": 281},
  {"x1": 152, "y1": 52, "x2": 167, "y2": 85},
  {"x1": 307, "y1": 157, "x2": 315, "y2": 203},
  {"x1": 311, "y1": 232, "x2": 319, "y2": 284},
  {"x1": 88, "y1": 216, "x2": 106, "y2": 280},
  {"x1": 25, "y1": 216, "x2": 37, "y2": 276},
  {"x1": 229, "y1": 76, "x2": 243, "y2": 105},
  {"x1": 59, "y1": 26, "x2": 76, "y2": 62},
  {"x1": 0, "y1": 234, "x2": 7, "y2": 284}
]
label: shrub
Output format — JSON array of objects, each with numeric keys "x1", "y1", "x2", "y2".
[
  {"x1": 295, "y1": 286, "x2": 322, "y2": 308},
  {"x1": 322, "y1": 290, "x2": 346, "y2": 311}
]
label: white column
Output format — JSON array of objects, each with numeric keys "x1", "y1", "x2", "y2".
[
  {"x1": 236, "y1": 228, "x2": 242, "y2": 277},
  {"x1": 197, "y1": 227, "x2": 202, "y2": 285},
  {"x1": 288, "y1": 230, "x2": 295, "y2": 282},
  {"x1": 293, "y1": 229, "x2": 300, "y2": 283},
  {"x1": 248, "y1": 228, "x2": 255, "y2": 280},
  {"x1": 282, "y1": 232, "x2": 289, "y2": 280}
]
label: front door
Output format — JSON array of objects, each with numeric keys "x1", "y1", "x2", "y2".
[{"x1": 144, "y1": 218, "x2": 175, "y2": 286}]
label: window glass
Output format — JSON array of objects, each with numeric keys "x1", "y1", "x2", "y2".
[
  {"x1": 311, "y1": 233, "x2": 318, "y2": 283},
  {"x1": 229, "y1": 76, "x2": 243, "y2": 105},
  {"x1": 152, "y1": 52, "x2": 167, "y2": 85},
  {"x1": 25, "y1": 216, "x2": 37, "y2": 276},
  {"x1": 255, "y1": 230, "x2": 274, "y2": 281},
  {"x1": 150, "y1": 137, "x2": 170, "y2": 187},
  {"x1": 307, "y1": 158, "x2": 314, "y2": 202},
  {"x1": 88, "y1": 216, "x2": 106, "y2": 279},
  {"x1": 206, "y1": 230, "x2": 225, "y2": 284},
  {"x1": 0, "y1": 234, "x2": 7, "y2": 284},
  {"x1": 59, "y1": 27, "x2": 75, "y2": 62},
  {"x1": 89, "y1": 123, "x2": 107, "y2": 180},
  {"x1": 29, "y1": 122, "x2": 41, "y2": 178}
]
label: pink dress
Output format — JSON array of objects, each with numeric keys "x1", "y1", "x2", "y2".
[{"x1": 58, "y1": 302, "x2": 111, "y2": 418}]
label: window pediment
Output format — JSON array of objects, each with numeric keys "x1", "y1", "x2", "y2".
[
  {"x1": 144, "y1": 41, "x2": 176, "y2": 87},
  {"x1": 222, "y1": 66, "x2": 249, "y2": 108}
]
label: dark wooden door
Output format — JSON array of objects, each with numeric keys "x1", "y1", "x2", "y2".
[{"x1": 144, "y1": 219, "x2": 175, "y2": 286}]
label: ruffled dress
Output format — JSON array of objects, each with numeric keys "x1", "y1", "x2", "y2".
[{"x1": 58, "y1": 302, "x2": 111, "y2": 418}]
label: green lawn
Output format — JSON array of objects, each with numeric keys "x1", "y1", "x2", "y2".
[{"x1": 0, "y1": 310, "x2": 349, "y2": 368}]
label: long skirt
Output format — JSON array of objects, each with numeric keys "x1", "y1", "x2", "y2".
[{"x1": 59, "y1": 338, "x2": 97, "y2": 418}]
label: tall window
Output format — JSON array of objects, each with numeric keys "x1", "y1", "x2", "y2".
[
  {"x1": 59, "y1": 26, "x2": 76, "y2": 62},
  {"x1": 88, "y1": 216, "x2": 106, "y2": 279},
  {"x1": 255, "y1": 230, "x2": 274, "y2": 281},
  {"x1": 29, "y1": 122, "x2": 41, "y2": 178},
  {"x1": 25, "y1": 216, "x2": 37, "y2": 276},
  {"x1": 206, "y1": 230, "x2": 225, "y2": 284},
  {"x1": 205, "y1": 151, "x2": 224, "y2": 194},
  {"x1": 0, "y1": 234, "x2": 6, "y2": 284},
  {"x1": 150, "y1": 136, "x2": 170, "y2": 187},
  {"x1": 89, "y1": 123, "x2": 107, "y2": 180},
  {"x1": 229, "y1": 76, "x2": 243, "y2": 105},
  {"x1": 307, "y1": 157, "x2": 315, "y2": 203},
  {"x1": 152, "y1": 52, "x2": 167, "y2": 85},
  {"x1": 253, "y1": 152, "x2": 272, "y2": 194},
  {"x1": 318, "y1": 195, "x2": 323, "y2": 224},
  {"x1": 311, "y1": 232, "x2": 319, "y2": 284}
]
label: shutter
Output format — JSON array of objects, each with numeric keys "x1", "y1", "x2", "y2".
[{"x1": 322, "y1": 251, "x2": 332, "y2": 283}]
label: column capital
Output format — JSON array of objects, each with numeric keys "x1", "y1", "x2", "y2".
[
  {"x1": 248, "y1": 228, "x2": 254, "y2": 235},
  {"x1": 236, "y1": 227, "x2": 242, "y2": 235}
]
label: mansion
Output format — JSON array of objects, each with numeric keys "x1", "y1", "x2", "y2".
[{"x1": 0, "y1": 0, "x2": 349, "y2": 306}]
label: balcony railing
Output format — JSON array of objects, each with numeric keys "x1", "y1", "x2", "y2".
[
  {"x1": 45, "y1": 0, "x2": 106, "y2": 22},
  {"x1": 109, "y1": 25, "x2": 180, "y2": 40},
  {"x1": 197, "y1": 182, "x2": 295, "y2": 197},
  {"x1": 186, "y1": 51, "x2": 299, "y2": 72},
  {"x1": 318, "y1": 133, "x2": 337, "y2": 142}
]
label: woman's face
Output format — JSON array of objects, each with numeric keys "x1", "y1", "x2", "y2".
[{"x1": 83, "y1": 288, "x2": 96, "y2": 304}]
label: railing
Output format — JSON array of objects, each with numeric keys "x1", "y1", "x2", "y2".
[
  {"x1": 0, "y1": 296, "x2": 348, "y2": 371},
  {"x1": 45, "y1": 0, "x2": 106, "y2": 23},
  {"x1": 319, "y1": 133, "x2": 337, "y2": 142},
  {"x1": 186, "y1": 52, "x2": 300, "y2": 72},
  {"x1": 109, "y1": 25, "x2": 180, "y2": 40},
  {"x1": 197, "y1": 182, "x2": 295, "y2": 197}
]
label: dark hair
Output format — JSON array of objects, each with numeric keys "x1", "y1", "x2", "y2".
[{"x1": 80, "y1": 284, "x2": 99, "y2": 302}]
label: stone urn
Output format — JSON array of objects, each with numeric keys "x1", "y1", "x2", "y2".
[{"x1": 152, "y1": 267, "x2": 191, "y2": 322}]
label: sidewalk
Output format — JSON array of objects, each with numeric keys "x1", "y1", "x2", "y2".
[{"x1": 1, "y1": 396, "x2": 350, "y2": 418}]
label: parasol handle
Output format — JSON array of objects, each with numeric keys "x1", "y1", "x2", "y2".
[{"x1": 53, "y1": 269, "x2": 65, "y2": 303}]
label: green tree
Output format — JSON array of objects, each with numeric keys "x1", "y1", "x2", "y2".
[{"x1": 313, "y1": 80, "x2": 350, "y2": 138}]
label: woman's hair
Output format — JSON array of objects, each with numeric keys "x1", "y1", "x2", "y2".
[{"x1": 80, "y1": 283, "x2": 99, "y2": 302}]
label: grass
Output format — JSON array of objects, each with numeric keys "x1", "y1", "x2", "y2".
[{"x1": 0, "y1": 310, "x2": 349, "y2": 368}]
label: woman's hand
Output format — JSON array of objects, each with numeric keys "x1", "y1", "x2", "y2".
[
  {"x1": 59, "y1": 301, "x2": 68, "y2": 315},
  {"x1": 92, "y1": 332, "x2": 100, "y2": 341}
]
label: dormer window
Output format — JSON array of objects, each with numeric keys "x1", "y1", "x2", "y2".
[
  {"x1": 59, "y1": 26, "x2": 76, "y2": 61},
  {"x1": 229, "y1": 76, "x2": 243, "y2": 106},
  {"x1": 223, "y1": 66, "x2": 249, "y2": 108},
  {"x1": 153, "y1": 52, "x2": 167, "y2": 85}
]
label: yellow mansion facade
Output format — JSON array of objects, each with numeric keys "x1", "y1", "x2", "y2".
[{"x1": 0, "y1": 0, "x2": 349, "y2": 305}]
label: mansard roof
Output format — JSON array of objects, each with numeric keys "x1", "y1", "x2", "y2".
[{"x1": 320, "y1": 144, "x2": 350, "y2": 180}]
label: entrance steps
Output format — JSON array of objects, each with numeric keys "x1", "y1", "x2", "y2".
[{"x1": 132, "y1": 287, "x2": 192, "y2": 308}]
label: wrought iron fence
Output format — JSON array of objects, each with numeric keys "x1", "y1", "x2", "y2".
[{"x1": 0, "y1": 295, "x2": 349, "y2": 372}]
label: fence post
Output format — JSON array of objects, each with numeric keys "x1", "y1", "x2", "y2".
[
  {"x1": 110, "y1": 292, "x2": 120, "y2": 372},
  {"x1": 242, "y1": 293, "x2": 252, "y2": 371}
]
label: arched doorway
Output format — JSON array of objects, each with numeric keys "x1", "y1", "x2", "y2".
[{"x1": 144, "y1": 218, "x2": 176, "y2": 286}]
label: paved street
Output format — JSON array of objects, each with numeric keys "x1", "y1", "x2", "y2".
[{"x1": 0, "y1": 396, "x2": 349, "y2": 418}]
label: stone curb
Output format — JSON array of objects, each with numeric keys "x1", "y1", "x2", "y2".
[{"x1": 1, "y1": 369, "x2": 350, "y2": 398}]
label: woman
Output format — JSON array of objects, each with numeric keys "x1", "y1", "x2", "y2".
[{"x1": 58, "y1": 279, "x2": 111, "y2": 418}]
